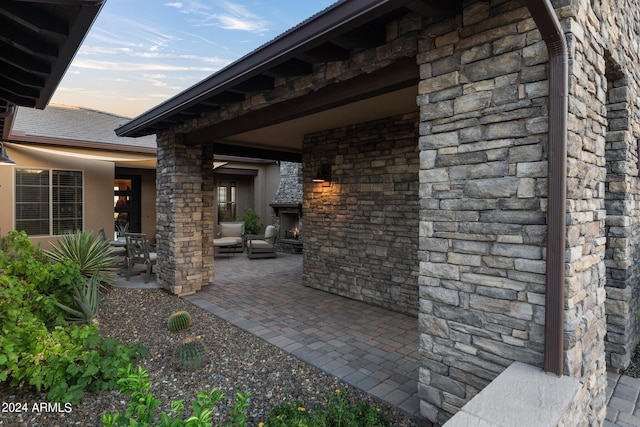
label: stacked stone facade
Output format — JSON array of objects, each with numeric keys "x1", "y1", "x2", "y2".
[
  {"x1": 594, "y1": 0, "x2": 640, "y2": 370},
  {"x1": 155, "y1": 133, "x2": 211, "y2": 295},
  {"x1": 303, "y1": 113, "x2": 420, "y2": 316},
  {"x1": 271, "y1": 161, "x2": 304, "y2": 254},
  {"x1": 150, "y1": 0, "x2": 640, "y2": 425},
  {"x1": 416, "y1": 0, "x2": 607, "y2": 423},
  {"x1": 271, "y1": 161, "x2": 303, "y2": 206}
]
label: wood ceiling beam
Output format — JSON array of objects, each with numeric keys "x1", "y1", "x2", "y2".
[
  {"x1": 0, "y1": 76, "x2": 41, "y2": 99},
  {"x1": 184, "y1": 57, "x2": 418, "y2": 146},
  {"x1": 406, "y1": 0, "x2": 462, "y2": 17},
  {"x1": 211, "y1": 142, "x2": 301, "y2": 162},
  {"x1": 297, "y1": 43, "x2": 351, "y2": 63},
  {"x1": 0, "y1": 16, "x2": 59, "y2": 58},
  {"x1": 0, "y1": 3, "x2": 69, "y2": 36},
  {"x1": 0, "y1": 88, "x2": 36, "y2": 106},
  {"x1": 0, "y1": 62, "x2": 46, "y2": 88},
  {"x1": 0, "y1": 44, "x2": 51, "y2": 74}
]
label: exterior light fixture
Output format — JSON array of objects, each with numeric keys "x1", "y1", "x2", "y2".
[
  {"x1": 312, "y1": 164, "x2": 331, "y2": 186},
  {"x1": 0, "y1": 142, "x2": 15, "y2": 165}
]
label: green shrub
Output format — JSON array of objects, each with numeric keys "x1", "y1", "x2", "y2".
[
  {"x1": 263, "y1": 388, "x2": 388, "y2": 427},
  {"x1": 0, "y1": 231, "x2": 146, "y2": 404},
  {"x1": 241, "y1": 208, "x2": 262, "y2": 235},
  {"x1": 54, "y1": 274, "x2": 101, "y2": 325},
  {"x1": 0, "y1": 275, "x2": 146, "y2": 404},
  {"x1": 1, "y1": 230, "x2": 81, "y2": 315},
  {"x1": 44, "y1": 230, "x2": 119, "y2": 287},
  {"x1": 102, "y1": 364, "x2": 251, "y2": 427}
]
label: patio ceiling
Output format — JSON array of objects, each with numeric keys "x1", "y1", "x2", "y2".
[
  {"x1": 116, "y1": 0, "x2": 463, "y2": 162},
  {"x1": 0, "y1": 0, "x2": 104, "y2": 138}
]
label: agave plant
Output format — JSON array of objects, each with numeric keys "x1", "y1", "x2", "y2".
[
  {"x1": 54, "y1": 274, "x2": 100, "y2": 325},
  {"x1": 45, "y1": 230, "x2": 119, "y2": 287}
]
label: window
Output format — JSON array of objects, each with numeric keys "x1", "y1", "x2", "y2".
[
  {"x1": 15, "y1": 169, "x2": 83, "y2": 236},
  {"x1": 217, "y1": 182, "x2": 237, "y2": 222}
]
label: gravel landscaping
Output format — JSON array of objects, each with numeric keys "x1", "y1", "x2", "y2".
[
  {"x1": 0, "y1": 287, "x2": 418, "y2": 426},
  {"x1": 622, "y1": 345, "x2": 640, "y2": 379}
]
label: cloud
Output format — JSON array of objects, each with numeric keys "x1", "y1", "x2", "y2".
[
  {"x1": 78, "y1": 45, "x2": 231, "y2": 68},
  {"x1": 70, "y1": 59, "x2": 217, "y2": 73},
  {"x1": 168, "y1": 0, "x2": 269, "y2": 33}
]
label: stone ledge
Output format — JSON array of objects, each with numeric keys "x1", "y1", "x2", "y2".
[{"x1": 443, "y1": 362, "x2": 581, "y2": 427}]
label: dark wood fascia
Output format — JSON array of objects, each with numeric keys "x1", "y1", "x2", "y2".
[{"x1": 184, "y1": 57, "x2": 418, "y2": 146}]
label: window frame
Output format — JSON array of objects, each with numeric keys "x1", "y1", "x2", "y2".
[
  {"x1": 217, "y1": 181, "x2": 237, "y2": 223},
  {"x1": 14, "y1": 168, "x2": 84, "y2": 236}
]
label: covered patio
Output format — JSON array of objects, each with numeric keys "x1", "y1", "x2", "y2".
[
  {"x1": 181, "y1": 253, "x2": 422, "y2": 419},
  {"x1": 115, "y1": 253, "x2": 640, "y2": 426}
]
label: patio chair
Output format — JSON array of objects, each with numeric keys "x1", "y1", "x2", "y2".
[
  {"x1": 98, "y1": 228, "x2": 126, "y2": 257},
  {"x1": 246, "y1": 225, "x2": 279, "y2": 259},
  {"x1": 125, "y1": 232, "x2": 157, "y2": 283},
  {"x1": 214, "y1": 221, "x2": 245, "y2": 254}
]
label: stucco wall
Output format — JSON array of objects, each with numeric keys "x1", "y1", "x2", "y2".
[{"x1": 0, "y1": 144, "x2": 114, "y2": 249}]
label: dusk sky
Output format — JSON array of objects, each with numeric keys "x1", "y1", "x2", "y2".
[{"x1": 50, "y1": 0, "x2": 334, "y2": 118}]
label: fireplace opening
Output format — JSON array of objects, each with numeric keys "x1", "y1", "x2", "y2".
[
  {"x1": 270, "y1": 161, "x2": 303, "y2": 253},
  {"x1": 280, "y1": 210, "x2": 302, "y2": 241}
]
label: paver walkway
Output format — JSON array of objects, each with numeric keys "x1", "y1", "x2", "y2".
[
  {"x1": 606, "y1": 372, "x2": 640, "y2": 426},
  {"x1": 183, "y1": 253, "x2": 423, "y2": 421},
  {"x1": 118, "y1": 252, "x2": 640, "y2": 426}
]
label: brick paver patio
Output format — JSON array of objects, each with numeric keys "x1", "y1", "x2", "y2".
[
  {"x1": 118, "y1": 252, "x2": 640, "y2": 426},
  {"x1": 182, "y1": 253, "x2": 422, "y2": 419}
]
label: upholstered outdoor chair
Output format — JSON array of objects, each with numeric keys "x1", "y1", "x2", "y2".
[
  {"x1": 246, "y1": 225, "x2": 279, "y2": 259},
  {"x1": 125, "y1": 232, "x2": 157, "y2": 283},
  {"x1": 213, "y1": 221, "x2": 245, "y2": 254}
]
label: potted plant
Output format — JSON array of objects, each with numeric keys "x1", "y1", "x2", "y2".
[
  {"x1": 115, "y1": 220, "x2": 129, "y2": 240},
  {"x1": 241, "y1": 209, "x2": 262, "y2": 235}
]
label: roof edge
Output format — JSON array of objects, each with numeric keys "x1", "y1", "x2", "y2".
[
  {"x1": 36, "y1": 1, "x2": 105, "y2": 109},
  {"x1": 7, "y1": 134, "x2": 157, "y2": 155},
  {"x1": 116, "y1": 0, "x2": 414, "y2": 137}
]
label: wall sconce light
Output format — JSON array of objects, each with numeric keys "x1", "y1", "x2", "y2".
[
  {"x1": 312, "y1": 163, "x2": 331, "y2": 187},
  {"x1": 0, "y1": 142, "x2": 16, "y2": 165}
]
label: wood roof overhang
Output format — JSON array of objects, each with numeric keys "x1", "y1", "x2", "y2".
[
  {"x1": 0, "y1": 0, "x2": 104, "y2": 138},
  {"x1": 116, "y1": 0, "x2": 462, "y2": 161}
]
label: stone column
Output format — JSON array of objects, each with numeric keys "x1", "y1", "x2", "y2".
[
  {"x1": 156, "y1": 132, "x2": 205, "y2": 295},
  {"x1": 416, "y1": 1, "x2": 606, "y2": 424},
  {"x1": 202, "y1": 144, "x2": 216, "y2": 282}
]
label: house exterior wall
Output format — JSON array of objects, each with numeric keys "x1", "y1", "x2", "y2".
[
  {"x1": 594, "y1": 0, "x2": 640, "y2": 370},
  {"x1": 0, "y1": 144, "x2": 114, "y2": 249},
  {"x1": 213, "y1": 161, "x2": 279, "y2": 232},
  {"x1": 150, "y1": 0, "x2": 640, "y2": 424},
  {"x1": 416, "y1": 0, "x2": 614, "y2": 424},
  {"x1": 303, "y1": 113, "x2": 420, "y2": 316}
]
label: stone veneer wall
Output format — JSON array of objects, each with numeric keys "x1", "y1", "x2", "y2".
[
  {"x1": 153, "y1": 11, "x2": 424, "y2": 295},
  {"x1": 303, "y1": 113, "x2": 420, "y2": 316},
  {"x1": 155, "y1": 133, "x2": 210, "y2": 295},
  {"x1": 271, "y1": 161, "x2": 303, "y2": 206},
  {"x1": 595, "y1": 0, "x2": 640, "y2": 370},
  {"x1": 149, "y1": 0, "x2": 640, "y2": 424},
  {"x1": 416, "y1": 0, "x2": 607, "y2": 424}
]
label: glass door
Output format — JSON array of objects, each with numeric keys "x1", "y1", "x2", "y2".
[{"x1": 114, "y1": 175, "x2": 141, "y2": 235}]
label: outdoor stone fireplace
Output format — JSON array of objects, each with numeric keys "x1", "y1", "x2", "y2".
[{"x1": 270, "y1": 161, "x2": 303, "y2": 253}]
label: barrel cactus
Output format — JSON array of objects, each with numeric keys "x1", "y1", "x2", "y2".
[
  {"x1": 168, "y1": 310, "x2": 192, "y2": 332},
  {"x1": 175, "y1": 336, "x2": 207, "y2": 371}
]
